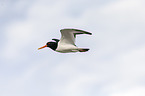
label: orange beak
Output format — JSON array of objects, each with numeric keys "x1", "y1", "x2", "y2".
[{"x1": 38, "y1": 45, "x2": 47, "y2": 50}]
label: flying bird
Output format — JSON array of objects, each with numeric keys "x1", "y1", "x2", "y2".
[{"x1": 38, "y1": 28, "x2": 92, "y2": 53}]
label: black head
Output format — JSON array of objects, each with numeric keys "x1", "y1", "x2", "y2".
[
  {"x1": 46, "y1": 42, "x2": 58, "y2": 50},
  {"x1": 38, "y1": 39, "x2": 59, "y2": 51}
]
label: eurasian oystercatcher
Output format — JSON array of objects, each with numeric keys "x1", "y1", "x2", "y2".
[{"x1": 38, "y1": 28, "x2": 92, "y2": 53}]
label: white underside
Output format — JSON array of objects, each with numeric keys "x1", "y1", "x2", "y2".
[{"x1": 55, "y1": 43, "x2": 80, "y2": 53}]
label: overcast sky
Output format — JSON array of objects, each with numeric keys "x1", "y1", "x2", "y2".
[{"x1": 0, "y1": 0, "x2": 145, "y2": 96}]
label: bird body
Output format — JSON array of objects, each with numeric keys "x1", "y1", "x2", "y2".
[
  {"x1": 55, "y1": 43, "x2": 79, "y2": 53},
  {"x1": 38, "y1": 28, "x2": 92, "y2": 53}
]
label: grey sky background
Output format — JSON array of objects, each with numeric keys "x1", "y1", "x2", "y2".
[{"x1": 0, "y1": 0, "x2": 145, "y2": 96}]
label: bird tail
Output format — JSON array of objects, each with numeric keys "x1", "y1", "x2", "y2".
[{"x1": 79, "y1": 48, "x2": 89, "y2": 52}]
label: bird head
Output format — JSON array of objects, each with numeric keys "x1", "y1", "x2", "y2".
[{"x1": 38, "y1": 42, "x2": 57, "y2": 50}]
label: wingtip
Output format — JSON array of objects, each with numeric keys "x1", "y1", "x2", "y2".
[
  {"x1": 88, "y1": 32, "x2": 92, "y2": 35},
  {"x1": 73, "y1": 29, "x2": 92, "y2": 35},
  {"x1": 52, "y1": 38, "x2": 60, "y2": 42},
  {"x1": 84, "y1": 31, "x2": 92, "y2": 35}
]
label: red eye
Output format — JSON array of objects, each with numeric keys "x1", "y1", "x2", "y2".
[{"x1": 48, "y1": 43, "x2": 50, "y2": 44}]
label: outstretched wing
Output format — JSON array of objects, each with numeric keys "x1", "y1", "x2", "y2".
[{"x1": 59, "y1": 28, "x2": 92, "y2": 45}]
